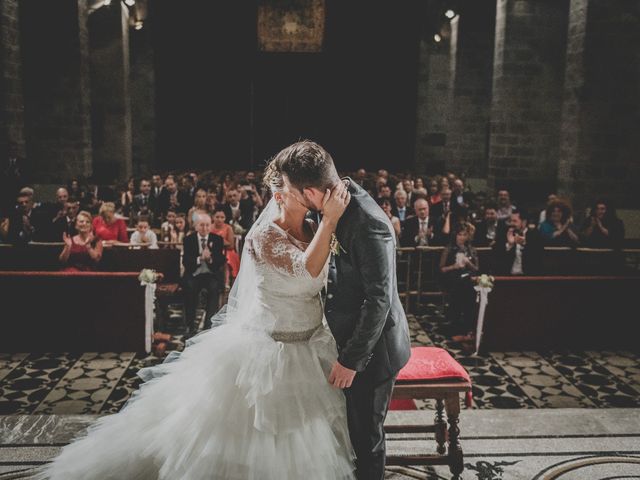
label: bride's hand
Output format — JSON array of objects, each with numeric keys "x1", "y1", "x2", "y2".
[{"x1": 321, "y1": 182, "x2": 350, "y2": 225}]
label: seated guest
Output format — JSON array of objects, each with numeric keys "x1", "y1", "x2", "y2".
[
  {"x1": 441, "y1": 206, "x2": 476, "y2": 245},
  {"x1": 239, "y1": 181, "x2": 262, "y2": 223},
  {"x1": 496, "y1": 189, "x2": 517, "y2": 221},
  {"x1": 6, "y1": 192, "x2": 47, "y2": 245},
  {"x1": 92, "y1": 202, "x2": 129, "y2": 245},
  {"x1": 187, "y1": 188, "x2": 209, "y2": 228},
  {"x1": 59, "y1": 211, "x2": 103, "y2": 271},
  {"x1": 158, "y1": 175, "x2": 189, "y2": 216},
  {"x1": 452, "y1": 178, "x2": 473, "y2": 211},
  {"x1": 129, "y1": 216, "x2": 158, "y2": 249},
  {"x1": 131, "y1": 178, "x2": 157, "y2": 227},
  {"x1": 376, "y1": 184, "x2": 396, "y2": 209},
  {"x1": 182, "y1": 212, "x2": 226, "y2": 337},
  {"x1": 539, "y1": 199, "x2": 580, "y2": 247},
  {"x1": 67, "y1": 178, "x2": 85, "y2": 203},
  {"x1": 494, "y1": 210, "x2": 544, "y2": 275},
  {"x1": 378, "y1": 198, "x2": 401, "y2": 242},
  {"x1": 392, "y1": 189, "x2": 414, "y2": 223},
  {"x1": 174, "y1": 213, "x2": 189, "y2": 244},
  {"x1": 51, "y1": 200, "x2": 80, "y2": 240},
  {"x1": 538, "y1": 193, "x2": 558, "y2": 225},
  {"x1": 401, "y1": 198, "x2": 439, "y2": 247},
  {"x1": 119, "y1": 176, "x2": 136, "y2": 217},
  {"x1": 150, "y1": 174, "x2": 164, "y2": 200},
  {"x1": 473, "y1": 202, "x2": 501, "y2": 247},
  {"x1": 210, "y1": 208, "x2": 240, "y2": 290},
  {"x1": 430, "y1": 187, "x2": 453, "y2": 221},
  {"x1": 581, "y1": 198, "x2": 625, "y2": 249},
  {"x1": 427, "y1": 177, "x2": 441, "y2": 205},
  {"x1": 205, "y1": 189, "x2": 219, "y2": 214},
  {"x1": 221, "y1": 188, "x2": 254, "y2": 232},
  {"x1": 439, "y1": 224, "x2": 479, "y2": 345},
  {"x1": 411, "y1": 176, "x2": 427, "y2": 199},
  {"x1": 159, "y1": 208, "x2": 178, "y2": 243}
]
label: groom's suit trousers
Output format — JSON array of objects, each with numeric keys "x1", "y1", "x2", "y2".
[{"x1": 344, "y1": 369, "x2": 396, "y2": 480}]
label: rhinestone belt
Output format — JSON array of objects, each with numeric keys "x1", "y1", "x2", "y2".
[{"x1": 271, "y1": 326, "x2": 319, "y2": 343}]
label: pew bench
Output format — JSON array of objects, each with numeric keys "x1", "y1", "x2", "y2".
[
  {"x1": 0, "y1": 271, "x2": 147, "y2": 353},
  {"x1": 386, "y1": 347, "x2": 472, "y2": 480}
]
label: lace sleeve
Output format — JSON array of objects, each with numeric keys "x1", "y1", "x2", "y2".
[{"x1": 248, "y1": 224, "x2": 310, "y2": 278}]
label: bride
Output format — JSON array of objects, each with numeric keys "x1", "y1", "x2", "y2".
[{"x1": 33, "y1": 164, "x2": 354, "y2": 479}]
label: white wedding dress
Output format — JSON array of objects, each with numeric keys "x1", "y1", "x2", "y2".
[{"x1": 33, "y1": 211, "x2": 356, "y2": 479}]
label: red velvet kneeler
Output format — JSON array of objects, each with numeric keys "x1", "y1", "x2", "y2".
[{"x1": 390, "y1": 347, "x2": 472, "y2": 410}]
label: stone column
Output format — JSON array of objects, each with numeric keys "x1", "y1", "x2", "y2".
[
  {"x1": 558, "y1": 0, "x2": 640, "y2": 209},
  {"x1": 19, "y1": 0, "x2": 92, "y2": 183},
  {"x1": 448, "y1": 0, "x2": 496, "y2": 178},
  {"x1": 414, "y1": 18, "x2": 454, "y2": 175},
  {"x1": 88, "y1": 1, "x2": 133, "y2": 181},
  {"x1": 130, "y1": 10, "x2": 156, "y2": 176},
  {"x1": 0, "y1": 0, "x2": 25, "y2": 157},
  {"x1": 488, "y1": 0, "x2": 570, "y2": 202}
]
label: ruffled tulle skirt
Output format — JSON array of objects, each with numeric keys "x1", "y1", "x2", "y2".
[{"x1": 32, "y1": 323, "x2": 355, "y2": 480}]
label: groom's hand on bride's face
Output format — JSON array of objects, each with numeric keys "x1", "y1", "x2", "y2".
[{"x1": 328, "y1": 361, "x2": 356, "y2": 389}]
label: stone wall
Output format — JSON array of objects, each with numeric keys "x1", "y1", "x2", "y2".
[{"x1": 19, "y1": 0, "x2": 92, "y2": 182}]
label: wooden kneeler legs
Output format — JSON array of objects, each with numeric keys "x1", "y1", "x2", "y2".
[{"x1": 385, "y1": 381, "x2": 471, "y2": 479}]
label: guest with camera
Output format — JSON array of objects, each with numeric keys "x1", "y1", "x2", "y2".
[{"x1": 439, "y1": 224, "x2": 479, "y2": 345}]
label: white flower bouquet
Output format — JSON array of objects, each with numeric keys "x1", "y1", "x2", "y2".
[{"x1": 138, "y1": 268, "x2": 159, "y2": 284}]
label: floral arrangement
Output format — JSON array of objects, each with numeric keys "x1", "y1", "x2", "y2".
[
  {"x1": 475, "y1": 274, "x2": 494, "y2": 289},
  {"x1": 330, "y1": 233, "x2": 347, "y2": 256},
  {"x1": 138, "y1": 268, "x2": 159, "y2": 284}
]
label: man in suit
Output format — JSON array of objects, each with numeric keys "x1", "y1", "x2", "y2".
[
  {"x1": 151, "y1": 174, "x2": 164, "y2": 200},
  {"x1": 158, "y1": 175, "x2": 189, "y2": 216},
  {"x1": 493, "y1": 210, "x2": 544, "y2": 275},
  {"x1": 6, "y1": 192, "x2": 47, "y2": 245},
  {"x1": 473, "y1": 203, "x2": 501, "y2": 248},
  {"x1": 430, "y1": 187, "x2": 453, "y2": 221},
  {"x1": 131, "y1": 178, "x2": 158, "y2": 226},
  {"x1": 181, "y1": 212, "x2": 226, "y2": 337},
  {"x1": 51, "y1": 200, "x2": 80, "y2": 240},
  {"x1": 391, "y1": 189, "x2": 414, "y2": 223},
  {"x1": 220, "y1": 188, "x2": 254, "y2": 231},
  {"x1": 271, "y1": 141, "x2": 411, "y2": 479},
  {"x1": 400, "y1": 198, "x2": 439, "y2": 247},
  {"x1": 452, "y1": 178, "x2": 474, "y2": 212}
]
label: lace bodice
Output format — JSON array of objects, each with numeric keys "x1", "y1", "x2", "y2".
[{"x1": 245, "y1": 221, "x2": 328, "y2": 333}]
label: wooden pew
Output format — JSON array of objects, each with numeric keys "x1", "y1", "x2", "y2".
[
  {"x1": 479, "y1": 275, "x2": 640, "y2": 351},
  {"x1": 0, "y1": 271, "x2": 146, "y2": 353}
]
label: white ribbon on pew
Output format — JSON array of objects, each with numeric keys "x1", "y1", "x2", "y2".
[
  {"x1": 140, "y1": 281, "x2": 157, "y2": 354},
  {"x1": 473, "y1": 285, "x2": 492, "y2": 355}
]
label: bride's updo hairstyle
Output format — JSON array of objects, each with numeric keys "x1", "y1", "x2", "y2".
[
  {"x1": 263, "y1": 158, "x2": 284, "y2": 194},
  {"x1": 267, "y1": 140, "x2": 340, "y2": 193}
]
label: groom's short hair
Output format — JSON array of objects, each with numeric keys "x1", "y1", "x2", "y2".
[{"x1": 271, "y1": 140, "x2": 339, "y2": 191}]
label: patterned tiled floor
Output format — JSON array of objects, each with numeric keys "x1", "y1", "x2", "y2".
[{"x1": 1, "y1": 307, "x2": 639, "y2": 415}]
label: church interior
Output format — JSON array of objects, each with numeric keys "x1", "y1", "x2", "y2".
[{"x1": 1, "y1": 0, "x2": 639, "y2": 478}]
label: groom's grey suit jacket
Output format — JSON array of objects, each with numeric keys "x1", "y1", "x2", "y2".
[{"x1": 325, "y1": 179, "x2": 411, "y2": 381}]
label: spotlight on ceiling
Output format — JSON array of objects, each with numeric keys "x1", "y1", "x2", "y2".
[
  {"x1": 434, "y1": 34, "x2": 442, "y2": 43},
  {"x1": 445, "y1": 9, "x2": 456, "y2": 19}
]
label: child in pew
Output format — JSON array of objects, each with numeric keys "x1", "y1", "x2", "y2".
[{"x1": 129, "y1": 216, "x2": 159, "y2": 249}]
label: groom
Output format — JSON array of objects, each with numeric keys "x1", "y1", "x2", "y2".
[{"x1": 271, "y1": 141, "x2": 411, "y2": 479}]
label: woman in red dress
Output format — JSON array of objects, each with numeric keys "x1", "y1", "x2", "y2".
[
  {"x1": 210, "y1": 207, "x2": 240, "y2": 290},
  {"x1": 92, "y1": 202, "x2": 129, "y2": 244},
  {"x1": 59, "y1": 211, "x2": 103, "y2": 272}
]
